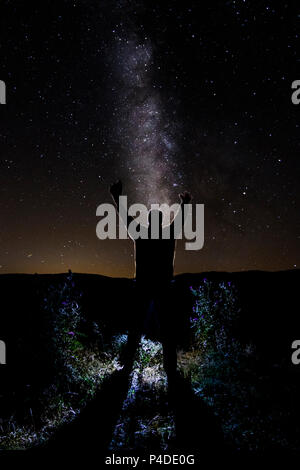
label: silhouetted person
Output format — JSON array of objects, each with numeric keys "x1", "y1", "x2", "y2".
[{"x1": 110, "y1": 180, "x2": 191, "y2": 389}]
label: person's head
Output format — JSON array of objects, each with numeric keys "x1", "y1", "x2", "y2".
[{"x1": 147, "y1": 209, "x2": 163, "y2": 230}]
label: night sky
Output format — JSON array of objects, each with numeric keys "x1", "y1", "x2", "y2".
[{"x1": 0, "y1": 0, "x2": 299, "y2": 277}]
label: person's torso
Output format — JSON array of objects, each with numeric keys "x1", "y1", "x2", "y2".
[{"x1": 134, "y1": 232, "x2": 176, "y2": 283}]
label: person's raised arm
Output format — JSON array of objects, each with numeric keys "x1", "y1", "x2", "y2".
[
  {"x1": 179, "y1": 191, "x2": 192, "y2": 209},
  {"x1": 109, "y1": 180, "x2": 136, "y2": 236},
  {"x1": 168, "y1": 191, "x2": 192, "y2": 238}
]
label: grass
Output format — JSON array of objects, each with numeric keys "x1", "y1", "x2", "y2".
[
  {"x1": 110, "y1": 336, "x2": 175, "y2": 452},
  {"x1": 2, "y1": 277, "x2": 299, "y2": 454},
  {"x1": 0, "y1": 339, "x2": 124, "y2": 450}
]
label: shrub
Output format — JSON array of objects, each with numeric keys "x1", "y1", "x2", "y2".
[
  {"x1": 43, "y1": 272, "x2": 84, "y2": 387},
  {"x1": 190, "y1": 279, "x2": 241, "y2": 354}
]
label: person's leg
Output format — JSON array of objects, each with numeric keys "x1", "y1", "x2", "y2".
[
  {"x1": 120, "y1": 283, "x2": 147, "y2": 373},
  {"x1": 120, "y1": 329, "x2": 140, "y2": 374}
]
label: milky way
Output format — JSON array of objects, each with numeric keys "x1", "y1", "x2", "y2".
[{"x1": 112, "y1": 34, "x2": 179, "y2": 209}]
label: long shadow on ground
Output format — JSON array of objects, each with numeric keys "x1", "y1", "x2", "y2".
[
  {"x1": 170, "y1": 374, "x2": 226, "y2": 457},
  {"x1": 25, "y1": 369, "x2": 227, "y2": 462},
  {"x1": 33, "y1": 368, "x2": 132, "y2": 457}
]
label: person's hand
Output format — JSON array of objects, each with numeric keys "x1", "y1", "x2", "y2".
[
  {"x1": 110, "y1": 180, "x2": 122, "y2": 200},
  {"x1": 179, "y1": 191, "x2": 192, "y2": 204}
]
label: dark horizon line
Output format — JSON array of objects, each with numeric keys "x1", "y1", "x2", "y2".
[{"x1": 0, "y1": 268, "x2": 298, "y2": 279}]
